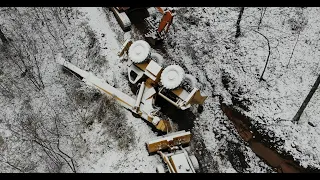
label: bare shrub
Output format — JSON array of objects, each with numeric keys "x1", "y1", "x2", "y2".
[
  {"x1": 221, "y1": 68, "x2": 252, "y2": 111},
  {"x1": 95, "y1": 95, "x2": 135, "y2": 151},
  {"x1": 84, "y1": 27, "x2": 109, "y2": 70},
  {"x1": 288, "y1": 17, "x2": 307, "y2": 33},
  {"x1": 74, "y1": 85, "x2": 102, "y2": 107},
  {"x1": 3, "y1": 96, "x2": 78, "y2": 173},
  {"x1": 287, "y1": 8, "x2": 308, "y2": 33}
]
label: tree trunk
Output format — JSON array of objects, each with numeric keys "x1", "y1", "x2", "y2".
[
  {"x1": 292, "y1": 73, "x2": 320, "y2": 122},
  {"x1": 235, "y1": 7, "x2": 245, "y2": 38},
  {"x1": 0, "y1": 28, "x2": 8, "y2": 44}
]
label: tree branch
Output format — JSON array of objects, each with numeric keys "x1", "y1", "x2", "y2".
[
  {"x1": 287, "y1": 32, "x2": 300, "y2": 67},
  {"x1": 257, "y1": 7, "x2": 267, "y2": 30},
  {"x1": 252, "y1": 30, "x2": 271, "y2": 81},
  {"x1": 235, "y1": 7, "x2": 245, "y2": 38}
]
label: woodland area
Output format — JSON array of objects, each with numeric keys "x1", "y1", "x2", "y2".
[{"x1": 0, "y1": 7, "x2": 319, "y2": 173}]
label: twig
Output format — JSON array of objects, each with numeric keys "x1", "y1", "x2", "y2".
[
  {"x1": 54, "y1": 116, "x2": 77, "y2": 173},
  {"x1": 257, "y1": 7, "x2": 267, "y2": 30},
  {"x1": 5, "y1": 161, "x2": 24, "y2": 172},
  {"x1": 287, "y1": 32, "x2": 300, "y2": 67}
]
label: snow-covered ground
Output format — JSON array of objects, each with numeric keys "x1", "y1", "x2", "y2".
[
  {"x1": 159, "y1": 7, "x2": 320, "y2": 170},
  {"x1": 0, "y1": 7, "x2": 319, "y2": 173},
  {"x1": 0, "y1": 7, "x2": 161, "y2": 173},
  {"x1": 74, "y1": 7, "x2": 160, "y2": 173}
]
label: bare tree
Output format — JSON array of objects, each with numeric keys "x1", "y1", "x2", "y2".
[
  {"x1": 235, "y1": 7, "x2": 245, "y2": 38},
  {"x1": 292, "y1": 73, "x2": 320, "y2": 122}
]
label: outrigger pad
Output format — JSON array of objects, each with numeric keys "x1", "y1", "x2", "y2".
[{"x1": 146, "y1": 130, "x2": 191, "y2": 154}]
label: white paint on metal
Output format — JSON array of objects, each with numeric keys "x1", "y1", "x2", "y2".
[
  {"x1": 152, "y1": 116, "x2": 161, "y2": 125},
  {"x1": 161, "y1": 65, "x2": 185, "y2": 89},
  {"x1": 146, "y1": 60, "x2": 162, "y2": 77},
  {"x1": 128, "y1": 40, "x2": 151, "y2": 63},
  {"x1": 146, "y1": 130, "x2": 191, "y2": 145},
  {"x1": 134, "y1": 82, "x2": 145, "y2": 112},
  {"x1": 170, "y1": 153, "x2": 193, "y2": 173}
]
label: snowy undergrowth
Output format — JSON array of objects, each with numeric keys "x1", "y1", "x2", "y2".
[
  {"x1": 155, "y1": 8, "x2": 268, "y2": 172},
  {"x1": 234, "y1": 7, "x2": 320, "y2": 169},
  {"x1": 0, "y1": 7, "x2": 88, "y2": 172},
  {"x1": 74, "y1": 7, "x2": 161, "y2": 173},
  {"x1": 165, "y1": 7, "x2": 320, "y2": 170},
  {"x1": 1, "y1": 6, "x2": 319, "y2": 173},
  {"x1": 0, "y1": 7, "x2": 160, "y2": 173}
]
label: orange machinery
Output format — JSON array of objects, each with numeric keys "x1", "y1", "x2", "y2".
[{"x1": 110, "y1": 7, "x2": 175, "y2": 45}]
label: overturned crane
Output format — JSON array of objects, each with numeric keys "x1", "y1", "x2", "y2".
[
  {"x1": 56, "y1": 54, "x2": 171, "y2": 133},
  {"x1": 119, "y1": 39, "x2": 208, "y2": 110},
  {"x1": 56, "y1": 39, "x2": 207, "y2": 134}
]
